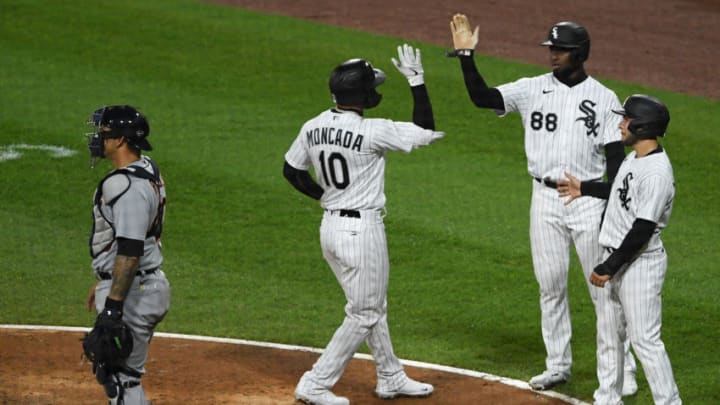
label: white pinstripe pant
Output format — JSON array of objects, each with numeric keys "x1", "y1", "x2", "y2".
[
  {"x1": 600, "y1": 248, "x2": 681, "y2": 404},
  {"x1": 298, "y1": 210, "x2": 408, "y2": 392},
  {"x1": 529, "y1": 182, "x2": 635, "y2": 393}
]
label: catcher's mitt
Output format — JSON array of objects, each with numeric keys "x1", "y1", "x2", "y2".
[{"x1": 82, "y1": 311, "x2": 133, "y2": 367}]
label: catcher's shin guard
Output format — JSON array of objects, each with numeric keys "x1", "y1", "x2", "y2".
[
  {"x1": 104, "y1": 374, "x2": 124, "y2": 405},
  {"x1": 93, "y1": 363, "x2": 124, "y2": 405}
]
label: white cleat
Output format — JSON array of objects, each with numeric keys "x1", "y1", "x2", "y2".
[
  {"x1": 295, "y1": 387, "x2": 349, "y2": 405},
  {"x1": 622, "y1": 371, "x2": 638, "y2": 396},
  {"x1": 528, "y1": 370, "x2": 570, "y2": 390},
  {"x1": 376, "y1": 377, "x2": 434, "y2": 399}
]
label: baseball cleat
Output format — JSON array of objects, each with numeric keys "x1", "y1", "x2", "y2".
[
  {"x1": 375, "y1": 377, "x2": 434, "y2": 399},
  {"x1": 295, "y1": 388, "x2": 350, "y2": 405},
  {"x1": 528, "y1": 370, "x2": 570, "y2": 390},
  {"x1": 622, "y1": 371, "x2": 638, "y2": 396}
]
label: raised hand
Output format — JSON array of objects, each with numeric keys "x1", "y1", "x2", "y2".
[
  {"x1": 391, "y1": 43, "x2": 424, "y2": 86},
  {"x1": 450, "y1": 14, "x2": 479, "y2": 50}
]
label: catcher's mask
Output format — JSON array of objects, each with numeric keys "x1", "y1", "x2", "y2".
[
  {"x1": 541, "y1": 21, "x2": 591, "y2": 63},
  {"x1": 612, "y1": 94, "x2": 670, "y2": 139},
  {"x1": 86, "y1": 105, "x2": 152, "y2": 168},
  {"x1": 329, "y1": 58, "x2": 386, "y2": 109}
]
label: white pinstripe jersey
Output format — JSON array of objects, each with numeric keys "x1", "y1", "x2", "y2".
[
  {"x1": 496, "y1": 73, "x2": 622, "y2": 181},
  {"x1": 599, "y1": 148, "x2": 675, "y2": 251},
  {"x1": 284, "y1": 108, "x2": 443, "y2": 211}
]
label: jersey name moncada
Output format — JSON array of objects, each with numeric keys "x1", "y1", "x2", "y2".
[{"x1": 306, "y1": 126, "x2": 365, "y2": 151}]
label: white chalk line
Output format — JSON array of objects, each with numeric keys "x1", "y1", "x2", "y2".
[
  {"x1": 0, "y1": 144, "x2": 77, "y2": 162},
  {"x1": 0, "y1": 324, "x2": 590, "y2": 405}
]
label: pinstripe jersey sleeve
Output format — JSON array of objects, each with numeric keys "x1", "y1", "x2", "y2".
[{"x1": 634, "y1": 156, "x2": 675, "y2": 225}]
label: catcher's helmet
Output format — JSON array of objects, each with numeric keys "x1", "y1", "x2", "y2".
[
  {"x1": 613, "y1": 94, "x2": 670, "y2": 139},
  {"x1": 541, "y1": 21, "x2": 591, "y2": 62},
  {"x1": 329, "y1": 58, "x2": 386, "y2": 108},
  {"x1": 86, "y1": 105, "x2": 151, "y2": 167}
]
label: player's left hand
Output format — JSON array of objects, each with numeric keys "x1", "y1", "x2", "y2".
[
  {"x1": 450, "y1": 14, "x2": 479, "y2": 50},
  {"x1": 392, "y1": 43, "x2": 424, "y2": 86},
  {"x1": 557, "y1": 171, "x2": 582, "y2": 205},
  {"x1": 82, "y1": 309, "x2": 133, "y2": 368}
]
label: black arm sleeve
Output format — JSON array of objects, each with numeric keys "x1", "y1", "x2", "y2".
[
  {"x1": 580, "y1": 141, "x2": 625, "y2": 199},
  {"x1": 604, "y1": 141, "x2": 624, "y2": 183},
  {"x1": 410, "y1": 84, "x2": 435, "y2": 130},
  {"x1": 116, "y1": 237, "x2": 144, "y2": 257},
  {"x1": 459, "y1": 55, "x2": 504, "y2": 110},
  {"x1": 580, "y1": 181, "x2": 612, "y2": 199},
  {"x1": 602, "y1": 218, "x2": 657, "y2": 276},
  {"x1": 283, "y1": 161, "x2": 323, "y2": 200}
]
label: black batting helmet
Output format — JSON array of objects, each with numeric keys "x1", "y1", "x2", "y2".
[
  {"x1": 613, "y1": 94, "x2": 670, "y2": 139},
  {"x1": 329, "y1": 58, "x2": 386, "y2": 109},
  {"x1": 541, "y1": 21, "x2": 591, "y2": 62}
]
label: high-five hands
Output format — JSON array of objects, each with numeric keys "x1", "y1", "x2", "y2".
[
  {"x1": 392, "y1": 43, "x2": 424, "y2": 86},
  {"x1": 450, "y1": 14, "x2": 479, "y2": 51}
]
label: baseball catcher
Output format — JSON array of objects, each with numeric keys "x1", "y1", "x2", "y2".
[{"x1": 83, "y1": 105, "x2": 171, "y2": 405}]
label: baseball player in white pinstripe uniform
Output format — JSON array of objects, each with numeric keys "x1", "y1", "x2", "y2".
[
  {"x1": 283, "y1": 44, "x2": 442, "y2": 405},
  {"x1": 560, "y1": 94, "x2": 681, "y2": 404},
  {"x1": 449, "y1": 14, "x2": 637, "y2": 395}
]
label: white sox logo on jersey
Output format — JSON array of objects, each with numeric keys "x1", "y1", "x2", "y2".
[
  {"x1": 576, "y1": 99, "x2": 600, "y2": 137},
  {"x1": 617, "y1": 172, "x2": 634, "y2": 210}
]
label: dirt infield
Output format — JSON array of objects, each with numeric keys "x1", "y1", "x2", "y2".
[
  {"x1": 1, "y1": 328, "x2": 574, "y2": 404},
  {"x1": 213, "y1": 0, "x2": 720, "y2": 100}
]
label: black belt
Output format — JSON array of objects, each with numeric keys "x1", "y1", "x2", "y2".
[
  {"x1": 328, "y1": 209, "x2": 361, "y2": 218},
  {"x1": 121, "y1": 381, "x2": 141, "y2": 389},
  {"x1": 535, "y1": 176, "x2": 602, "y2": 189},
  {"x1": 96, "y1": 268, "x2": 157, "y2": 280},
  {"x1": 534, "y1": 177, "x2": 558, "y2": 189}
]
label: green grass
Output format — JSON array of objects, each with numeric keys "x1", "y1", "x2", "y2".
[{"x1": 1, "y1": 0, "x2": 718, "y2": 403}]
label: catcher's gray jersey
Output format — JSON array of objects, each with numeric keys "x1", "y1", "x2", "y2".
[
  {"x1": 91, "y1": 156, "x2": 165, "y2": 273},
  {"x1": 600, "y1": 149, "x2": 675, "y2": 250},
  {"x1": 284, "y1": 109, "x2": 443, "y2": 210},
  {"x1": 496, "y1": 73, "x2": 622, "y2": 180}
]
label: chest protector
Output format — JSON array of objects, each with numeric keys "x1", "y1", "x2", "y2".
[{"x1": 89, "y1": 159, "x2": 166, "y2": 258}]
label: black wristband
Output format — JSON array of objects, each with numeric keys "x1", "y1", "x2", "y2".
[
  {"x1": 104, "y1": 297, "x2": 124, "y2": 312},
  {"x1": 446, "y1": 49, "x2": 474, "y2": 57}
]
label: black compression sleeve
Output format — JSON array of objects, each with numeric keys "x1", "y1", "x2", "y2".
[
  {"x1": 116, "y1": 237, "x2": 144, "y2": 257},
  {"x1": 410, "y1": 84, "x2": 435, "y2": 130},
  {"x1": 283, "y1": 161, "x2": 324, "y2": 200},
  {"x1": 603, "y1": 218, "x2": 657, "y2": 276},
  {"x1": 605, "y1": 141, "x2": 624, "y2": 183},
  {"x1": 459, "y1": 55, "x2": 504, "y2": 110},
  {"x1": 580, "y1": 181, "x2": 611, "y2": 199}
]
